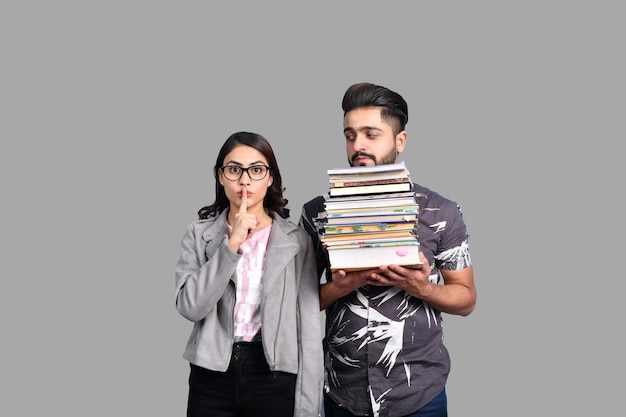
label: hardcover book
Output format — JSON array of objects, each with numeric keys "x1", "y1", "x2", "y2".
[
  {"x1": 322, "y1": 229, "x2": 416, "y2": 244},
  {"x1": 327, "y1": 244, "x2": 423, "y2": 271},
  {"x1": 325, "y1": 212, "x2": 418, "y2": 225},
  {"x1": 324, "y1": 195, "x2": 418, "y2": 210},
  {"x1": 330, "y1": 176, "x2": 411, "y2": 188},
  {"x1": 324, "y1": 221, "x2": 417, "y2": 235},
  {"x1": 327, "y1": 161, "x2": 410, "y2": 176},
  {"x1": 329, "y1": 182, "x2": 411, "y2": 197}
]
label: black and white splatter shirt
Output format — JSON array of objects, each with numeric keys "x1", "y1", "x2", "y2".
[{"x1": 300, "y1": 183, "x2": 472, "y2": 417}]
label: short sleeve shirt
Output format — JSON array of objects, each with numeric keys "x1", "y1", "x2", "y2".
[{"x1": 300, "y1": 183, "x2": 472, "y2": 416}]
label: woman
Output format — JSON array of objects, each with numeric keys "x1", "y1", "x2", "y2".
[{"x1": 174, "y1": 131, "x2": 323, "y2": 417}]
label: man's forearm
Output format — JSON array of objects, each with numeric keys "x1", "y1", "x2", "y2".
[{"x1": 319, "y1": 281, "x2": 352, "y2": 310}]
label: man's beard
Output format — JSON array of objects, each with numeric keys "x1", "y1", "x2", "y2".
[{"x1": 350, "y1": 145, "x2": 397, "y2": 167}]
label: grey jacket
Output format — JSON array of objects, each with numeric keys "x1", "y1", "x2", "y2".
[{"x1": 175, "y1": 210, "x2": 323, "y2": 416}]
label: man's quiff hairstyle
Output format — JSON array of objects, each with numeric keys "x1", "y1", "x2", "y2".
[{"x1": 341, "y1": 82, "x2": 409, "y2": 135}]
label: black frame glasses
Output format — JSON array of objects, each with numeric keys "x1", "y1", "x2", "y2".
[{"x1": 219, "y1": 164, "x2": 271, "y2": 181}]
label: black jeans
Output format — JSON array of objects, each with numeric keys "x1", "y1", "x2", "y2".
[{"x1": 187, "y1": 342, "x2": 297, "y2": 417}]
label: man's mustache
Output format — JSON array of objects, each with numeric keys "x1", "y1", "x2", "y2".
[{"x1": 351, "y1": 151, "x2": 377, "y2": 164}]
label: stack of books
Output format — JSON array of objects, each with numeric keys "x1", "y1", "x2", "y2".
[{"x1": 317, "y1": 162, "x2": 423, "y2": 272}]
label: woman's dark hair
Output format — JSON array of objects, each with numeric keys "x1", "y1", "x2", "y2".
[
  {"x1": 342, "y1": 82, "x2": 409, "y2": 135},
  {"x1": 197, "y1": 131, "x2": 289, "y2": 220}
]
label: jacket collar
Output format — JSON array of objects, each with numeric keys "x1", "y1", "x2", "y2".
[{"x1": 200, "y1": 210, "x2": 303, "y2": 289}]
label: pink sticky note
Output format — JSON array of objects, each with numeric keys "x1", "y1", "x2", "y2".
[{"x1": 396, "y1": 249, "x2": 409, "y2": 257}]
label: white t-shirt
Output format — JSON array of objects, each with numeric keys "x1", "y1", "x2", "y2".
[{"x1": 230, "y1": 224, "x2": 272, "y2": 342}]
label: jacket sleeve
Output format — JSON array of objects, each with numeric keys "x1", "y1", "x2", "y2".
[
  {"x1": 174, "y1": 223, "x2": 241, "y2": 322},
  {"x1": 299, "y1": 199, "x2": 332, "y2": 283},
  {"x1": 294, "y1": 234, "x2": 324, "y2": 416}
]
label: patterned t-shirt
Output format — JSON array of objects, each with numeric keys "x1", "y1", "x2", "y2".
[
  {"x1": 300, "y1": 183, "x2": 472, "y2": 417},
  {"x1": 229, "y1": 224, "x2": 272, "y2": 343}
]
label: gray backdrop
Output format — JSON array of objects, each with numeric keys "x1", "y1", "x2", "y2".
[{"x1": 2, "y1": 1, "x2": 624, "y2": 415}]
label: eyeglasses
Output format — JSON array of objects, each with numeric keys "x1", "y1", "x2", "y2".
[{"x1": 219, "y1": 164, "x2": 270, "y2": 181}]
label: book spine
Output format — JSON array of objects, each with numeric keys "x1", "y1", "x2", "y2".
[{"x1": 330, "y1": 178, "x2": 410, "y2": 188}]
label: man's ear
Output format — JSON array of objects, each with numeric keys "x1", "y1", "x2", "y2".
[{"x1": 395, "y1": 131, "x2": 407, "y2": 153}]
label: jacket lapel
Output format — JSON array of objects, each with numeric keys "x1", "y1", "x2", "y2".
[{"x1": 262, "y1": 216, "x2": 300, "y2": 293}]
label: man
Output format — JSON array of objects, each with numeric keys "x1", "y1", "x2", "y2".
[{"x1": 299, "y1": 82, "x2": 476, "y2": 417}]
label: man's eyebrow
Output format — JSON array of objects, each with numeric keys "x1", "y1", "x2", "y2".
[{"x1": 344, "y1": 126, "x2": 383, "y2": 133}]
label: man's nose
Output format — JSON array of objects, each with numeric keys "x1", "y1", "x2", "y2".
[{"x1": 353, "y1": 134, "x2": 368, "y2": 150}]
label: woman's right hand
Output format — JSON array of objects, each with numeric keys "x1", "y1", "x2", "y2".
[{"x1": 228, "y1": 189, "x2": 258, "y2": 252}]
